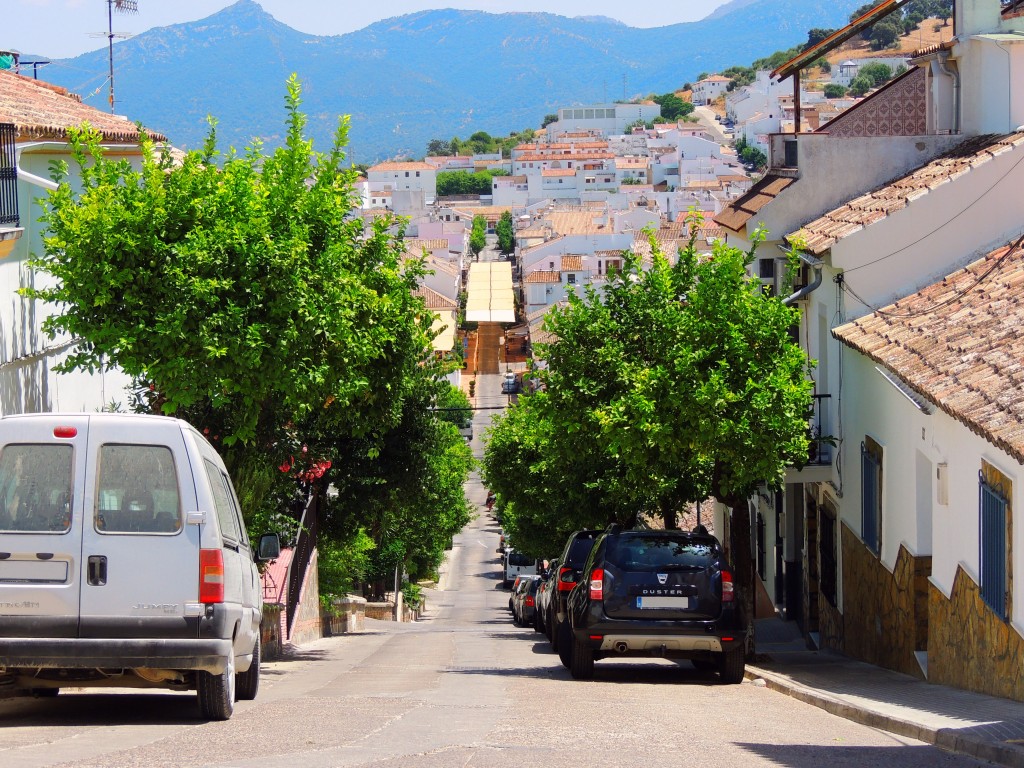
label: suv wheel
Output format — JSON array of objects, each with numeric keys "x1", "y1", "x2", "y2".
[
  {"x1": 197, "y1": 652, "x2": 236, "y2": 720},
  {"x1": 569, "y1": 636, "x2": 594, "y2": 680},
  {"x1": 718, "y1": 646, "x2": 745, "y2": 684},
  {"x1": 236, "y1": 634, "x2": 261, "y2": 701},
  {"x1": 556, "y1": 621, "x2": 572, "y2": 668}
]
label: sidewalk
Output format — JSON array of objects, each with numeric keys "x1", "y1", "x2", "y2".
[{"x1": 748, "y1": 619, "x2": 1024, "y2": 767}]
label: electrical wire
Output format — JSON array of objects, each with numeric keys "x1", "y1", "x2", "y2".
[
  {"x1": 842, "y1": 232, "x2": 1024, "y2": 319},
  {"x1": 843, "y1": 141, "x2": 1024, "y2": 275}
]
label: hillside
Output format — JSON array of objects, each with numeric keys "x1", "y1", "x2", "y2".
[{"x1": 36, "y1": 0, "x2": 865, "y2": 161}]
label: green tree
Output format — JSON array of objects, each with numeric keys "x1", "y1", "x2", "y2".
[
  {"x1": 859, "y1": 62, "x2": 893, "y2": 86},
  {"x1": 28, "y1": 75, "x2": 424, "y2": 452},
  {"x1": 806, "y1": 28, "x2": 836, "y2": 47},
  {"x1": 426, "y1": 138, "x2": 453, "y2": 156},
  {"x1": 824, "y1": 83, "x2": 848, "y2": 99},
  {"x1": 849, "y1": 74, "x2": 874, "y2": 97},
  {"x1": 541, "y1": 113, "x2": 558, "y2": 128},
  {"x1": 483, "y1": 222, "x2": 813, "y2": 646},
  {"x1": 470, "y1": 215, "x2": 487, "y2": 257},
  {"x1": 496, "y1": 209, "x2": 515, "y2": 255},
  {"x1": 436, "y1": 169, "x2": 507, "y2": 197},
  {"x1": 652, "y1": 92, "x2": 692, "y2": 122}
]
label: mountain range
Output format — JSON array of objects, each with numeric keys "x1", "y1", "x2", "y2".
[{"x1": 35, "y1": 0, "x2": 862, "y2": 163}]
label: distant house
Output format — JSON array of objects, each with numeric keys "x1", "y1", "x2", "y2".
[
  {"x1": 0, "y1": 71, "x2": 167, "y2": 415},
  {"x1": 692, "y1": 74, "x2": 731, "y2": 105},
  {"x1": 366, "y1": 161, "x2": 437, "y2": 201},
  {"x1": 545, "y1": 103, "x2": 661, "y2": 138}
]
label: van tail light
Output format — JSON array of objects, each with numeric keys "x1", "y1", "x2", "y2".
[
  {"x1": 525, "y1": 596, "x2": 535, "y2": 608},
  {"x1": 721, "y1": 569, "x2": 735, "y2": 603},
  {"x1": 53, "y1": 426, "x2": 78, "y2": 439},
  {"x1": 199, "y1": 549, "x2": 225, "y2": 603},
  {"x1": 558, "y1": 565, "x2": 575, "y2": 592},
  {"x1": 589, "y1": 568, "x2": 604, "y2": 601}
]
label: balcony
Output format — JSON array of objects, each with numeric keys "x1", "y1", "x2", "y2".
[
  {"x1": 785, "y1": 393, "x2": 834, "y2": 484},
  {"x1": 0, "y1": 122, "x2": 22, "y2": 259}
]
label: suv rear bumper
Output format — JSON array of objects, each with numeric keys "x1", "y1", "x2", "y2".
[
  {"x1": 594, "y1": 633, "x2": 726, "y2": 654},
  {"x1": 0, "y1": 637, "x2": 233, "y2": 674}
]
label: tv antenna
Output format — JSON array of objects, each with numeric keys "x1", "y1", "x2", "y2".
[{"x1": 100, "y1": 0, "x2": 138, "y2": 113}]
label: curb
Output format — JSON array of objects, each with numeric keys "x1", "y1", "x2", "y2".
[{"x1": 747, "y1": 666, "x2": 1024, "y2": 768}]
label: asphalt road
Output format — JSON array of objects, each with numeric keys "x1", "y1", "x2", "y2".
[{"x1": 0, "y1": 467, "x2": 989, "y2": 767}]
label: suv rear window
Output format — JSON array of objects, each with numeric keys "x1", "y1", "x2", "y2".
[
  {"x1": 0, "y1": 444, "x2": 73, "y2": 533},
  {"x1": 605, "y1": 535, "x2": 718, "y2": 570},
  {"x1": 565, "y1": 536, "x2": 596, "y2": 566}
]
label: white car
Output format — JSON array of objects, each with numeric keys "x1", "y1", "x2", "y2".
[{"x1": 0, "y1": 413, "x2": 279, "y2": 720}]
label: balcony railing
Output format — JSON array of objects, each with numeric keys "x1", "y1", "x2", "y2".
[{"x1": 807, "y1": 393, "x2": 833, "y2": 466}]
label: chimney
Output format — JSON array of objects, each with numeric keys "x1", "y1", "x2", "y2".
[{"x1": 955, "y1": 0, "x2": 1002, "y2": 36}]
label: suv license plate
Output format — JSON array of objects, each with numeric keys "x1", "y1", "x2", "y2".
[{"x1": 637, "y1": 596, "x2": 692, "y2": 609}]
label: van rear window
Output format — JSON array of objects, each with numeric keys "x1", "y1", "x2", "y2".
[
  {"x1": 0, "y1": 444, "x2": 73, "y2": 533},
  {"x1": 96, "y1": 445, "x2": 181, "y2": 534},
  {"x1": 507, "y1": 552, "x2": 534, "y2": 567}
]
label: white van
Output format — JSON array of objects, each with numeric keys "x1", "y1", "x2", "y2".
[
  {"x1": 0, "y1": 413, "x2": 279, "y2": 719},
  {"x1": 503, "y1": 550, "x2": 537, "y2": 588}
]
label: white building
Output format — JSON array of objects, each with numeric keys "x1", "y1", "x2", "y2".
[
  {"x1": 366, "y1": 161, "x2": 438, "y2": 201},
  {"x1": 546, "y1": 103, "x2": 662, "y2": 138}
]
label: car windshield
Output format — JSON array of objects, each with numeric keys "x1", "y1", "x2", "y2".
[{"x1": 605, "y1": 535, "x2": 717, "y2": 570}]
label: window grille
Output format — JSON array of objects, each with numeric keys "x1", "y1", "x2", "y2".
[
  {"x1": 861, "y1": 441, "x2": 882, "y2": 554},
  {"x1": 0, "y1": 123, "x2": 18, "y2": 227},
  {"x1": 979, "y1": 471, "x2": 1009, "y2": 619}
]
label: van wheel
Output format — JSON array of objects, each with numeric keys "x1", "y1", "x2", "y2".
[
  {"x1": 570, "y1": 636, "x2": 594, "y2": 680},
  {"x1": 197, "y1": 652, "x2": 236, "y2": 720},
  {"x1": 236, "y1": 635, "x2": 261, "y2": 701}
]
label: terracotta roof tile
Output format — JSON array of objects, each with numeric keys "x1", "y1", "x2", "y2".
[
  {"x1": 0, "y1": 71, "x2": 166, "y2": 143},
  {"x1": 369, "y1": 161, "x2": 435, "y2": 172},
  {"x1": 413, "y1": 285, "x2": 458, "y2": 310},
  {"x1": 525, "y1": 270, "x2": 562, "y2": 283},
  {"x1": 560, "y1": 255, "x2": 583, "y2": 271},
  {"x1": 791, "y1": 132, "x2": 1024, "y2": 254},
  {"x1": 715, "y1": 173, "x2": 797, "y2": 234},
  {"x1": 833, "y1": 238, "x2": 1024, "y2": 462}
]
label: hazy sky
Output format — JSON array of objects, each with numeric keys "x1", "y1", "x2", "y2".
[{"x1": 10, "y1": 0, "x2": 727, "y2": 59}]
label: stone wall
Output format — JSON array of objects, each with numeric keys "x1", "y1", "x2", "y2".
[
  {"x1": 261, "y1": 603, "x2": 283, "y2": 661},
  {"x1": 839, "y1": 522, "x2": 930, "y2": 678},
  {"x1": 929, "y1": 565, "x2": 1024, "y2": 701},
  {"x1": 286, "y1": 549, "x2": 322, "y2": 646},
  {"x1": 321, "y1": 595, "x2": 366, "y2": 636}
]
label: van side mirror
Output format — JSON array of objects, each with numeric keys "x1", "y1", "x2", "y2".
[{"x1": 256, "y1": 532, "x2": 281, "y2": 562}]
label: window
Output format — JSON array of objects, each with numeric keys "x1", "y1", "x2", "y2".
[
  {"x1": 979, "y1": 462, "x2": 1011, "y2": 619},
  {"x1": 758, "y1": 258, "x2": 776, "y2": 279},
  {"x1": 205, "y1": 458, "x2": 241, "y2": 544},
  {"x1": 820, "y1": 502, "x2": 838, "y2": 606},
  {"x1": 415, "y1": 171, "x2": 420, "y2": 177},
  {"x1": 0, "y1": 444, "x2": 73, "y2": 533},
  {"x1": 756, "y1": 512, "x2": 766, "y2": 580},
  {"x1": 567, "y1": 273, "x2": 576, "y2": 284},
  {"x1": 405, "y1": 171, "x2": 409, "y2": 177},
  {"x1": 0, "y1": 123, "x2": 18, "y2": 227},
  {"x1": 96, "y1": 445, "x2": 180, "y2": 534},
  {"x1": 861, "y1": 437, "x2": 882, "y2": 554}
]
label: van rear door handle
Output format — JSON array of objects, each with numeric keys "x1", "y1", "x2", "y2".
[{"x1": 87, "y1": 555, "x2": 107, "y2": 586}]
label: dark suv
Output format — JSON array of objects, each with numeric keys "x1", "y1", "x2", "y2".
[
  {"x1": 549, "y1": 529, "x2": 601, "y2": 660},
  {"x1": 565, "y1": 526, "x2": 745, "y2": 683}
]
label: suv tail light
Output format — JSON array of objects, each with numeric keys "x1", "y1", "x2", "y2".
[
  {"x1": 558, "y1": 565, "x2": 575, "y2": 592},
  {"x1": 199, "y1": 549, "x2": 225, "y2": 603},
  {"x1": 721, "y1": 569, "x2": 735, "y2": 603},
  {"x1": 589, "y1": 568, "x2": 604, "y2": 601}
]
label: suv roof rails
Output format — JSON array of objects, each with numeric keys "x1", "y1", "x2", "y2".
[{"x1": 605, "y1": 523, "x2": 622, "y2": 534}]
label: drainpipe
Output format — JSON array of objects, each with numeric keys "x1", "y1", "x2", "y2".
[
  {"x1": 934, "y1": 51, "x2": 961, "y2": 135},
  {"x1": 780, "y1": 248, "x2": 824, "y2": 305},
  {"x1": 14, "y1": 142, "x2": 65, "y2": 191}
]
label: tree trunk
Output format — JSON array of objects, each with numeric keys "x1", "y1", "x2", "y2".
[
  {"x1": 728, "y1": 497, "x2": 756, "y2": 660},
  {"x1": 662, "y1": 502, "x2": 677, "y2": 530}
]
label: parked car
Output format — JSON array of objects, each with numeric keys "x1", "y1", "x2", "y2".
[
  {"x1": 535, "y1": 559, "x2": 559, "y2": 634},
  {"x1": 512, "y1": 575, "x2": 542, "y2": 627},
  {"x1": 0, "y1": 413, "x2": 281, "y2": 720},
  {"x1": 565, "y1": 526, "x2": 744, "y2": 683},
  {"x1": 503, "y1": 549, "x2": 537, "y2": 588},
  {"x1": 501, "y1": 371, "x2": 518, "y2": 394},
  {"x1": 549, "y1": 529, "x2": 602, "y2": 661}
]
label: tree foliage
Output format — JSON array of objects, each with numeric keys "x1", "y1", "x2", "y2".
[
  {"x1": 651, "y1": 92, "x2": 694, "y2": 122},
  {"x1": 858, "y1": 62, "x2": 893, "y2": 87},
  {"x1": 470, "y1": 215, "x2": 487, "y2": 257},
  {"x1": 482, "y1": 220, "x2": 813, "y2": 558},
  {"x1": 436, "y1": 169, "x2": 508, "y2": 197},
  {"x1": 28, "y1": 75, "x2": 472, "y2": 591},
  {"x1": 496, "y1": 210, "x2": 515, "y2": 255}
]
